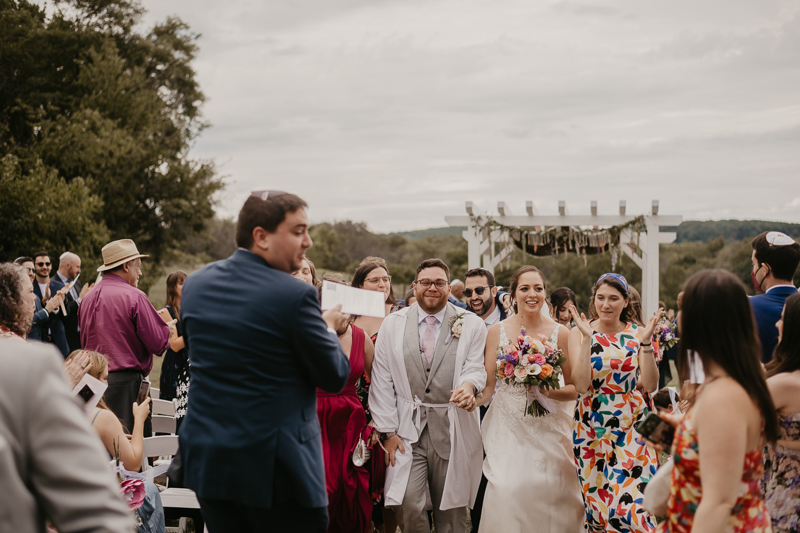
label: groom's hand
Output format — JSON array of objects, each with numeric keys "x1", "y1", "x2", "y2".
[
  {"x1": 450, "y1": 382, "x2": 477, "y2": 412},
  {"x1": 384, "y1": 435, "x2": 405, "y2": 467}
]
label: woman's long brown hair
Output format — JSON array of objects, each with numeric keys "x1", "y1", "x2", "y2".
[
  {"x1": 165, "y1": 271, "x2": 188, "y2": 318},
  {"x1": 678, "y1": 269, "x2": 778, "y2": 442}
]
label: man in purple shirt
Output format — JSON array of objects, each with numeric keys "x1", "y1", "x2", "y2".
[{"x1": 79, "y1": 239, "x2": 177, "y2": 434}]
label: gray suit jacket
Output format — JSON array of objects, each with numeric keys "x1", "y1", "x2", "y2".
[
  {"x1": 0, "y1": 340, "x2": 133, "y2": 533},
  {"x1": 403, "y1": 304, "x2": 460, "y2": 459}
]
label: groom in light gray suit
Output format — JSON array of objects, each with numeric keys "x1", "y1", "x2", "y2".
[{"x1": 370, "y1": 258, "x2": 488, "y2": 533}]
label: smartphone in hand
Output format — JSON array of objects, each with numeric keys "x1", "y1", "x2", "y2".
[
  {"x1": 137, "y1": 380, "x2": 151, "y2": 405},
  {"x1": 635, "y1": 412, "x2": 675, "y2": 447}
]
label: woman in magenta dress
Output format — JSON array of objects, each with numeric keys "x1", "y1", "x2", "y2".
[{"x1": 317, "y1": 322, "x2": 375, "y2": 533}]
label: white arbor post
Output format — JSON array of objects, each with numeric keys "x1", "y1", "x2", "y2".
[{"x1": 446, "y1": 200, "x2": 682, "y2": 318}]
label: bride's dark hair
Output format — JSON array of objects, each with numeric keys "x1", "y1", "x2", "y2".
[{"x1": 508, "y1": 265, "x2": 547, "y2": 314}]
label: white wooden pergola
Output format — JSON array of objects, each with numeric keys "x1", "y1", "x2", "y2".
[{"x1": 444, "y1": 200, "x2": 683, "y2": 317}]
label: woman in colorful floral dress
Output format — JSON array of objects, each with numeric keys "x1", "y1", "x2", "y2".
[
  {"x1": 569, "y1": 273, "x2": 662, "y2": 533},
  {"x1": 657, "y1": 269, "x2": 778, "y2": 533},
  {"x1": 764, "y1": 293, "x2": 800, "y2": 533}
]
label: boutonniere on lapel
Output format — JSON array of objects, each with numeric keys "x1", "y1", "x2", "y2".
[{"x1": 446, "y1": 312, "x2": 466, "y2": 344}]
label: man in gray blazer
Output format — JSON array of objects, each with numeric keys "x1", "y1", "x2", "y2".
[{"x1": 0, "y1": 339, "x2": 133, "y2": 533}]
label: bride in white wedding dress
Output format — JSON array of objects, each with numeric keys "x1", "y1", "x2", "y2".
[{"x1": 476, "y1": 266, "x2": 586, "y2": 533}]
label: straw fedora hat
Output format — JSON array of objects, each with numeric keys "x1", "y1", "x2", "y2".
[{"x1": 97, "y1": 239, "x2": 149, "y2": 272}]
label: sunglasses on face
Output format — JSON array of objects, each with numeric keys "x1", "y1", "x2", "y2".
[
  {"x1": 415, "y1": 279, "x2": 448, "y2": 289},
  {"x1": 36, "y1": 262, "x2": 51, "y2": 267},
  {"x1": 464, "y1": 285, "x2": 493, "y2": 297}
]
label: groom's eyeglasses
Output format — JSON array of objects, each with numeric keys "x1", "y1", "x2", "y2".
[
  {"x1": 463, "y1": 285, "x2": 493, "y2": 297},
  {"x1": 415, "y1": 279, "x2": 448, "y2": 289}
]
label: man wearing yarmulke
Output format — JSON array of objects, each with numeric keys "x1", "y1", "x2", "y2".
[{"x1": 750, "y1": 231, "x2": 800, "y2": 363}]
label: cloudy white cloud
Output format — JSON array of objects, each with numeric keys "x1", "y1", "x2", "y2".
[{"x1": 140, "y1": 0, "x2": 800, "y2": 231}]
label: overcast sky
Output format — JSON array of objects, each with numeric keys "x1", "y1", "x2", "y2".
[{"x1": 139, "y1": 0, "x2": 800, "y2": 232}]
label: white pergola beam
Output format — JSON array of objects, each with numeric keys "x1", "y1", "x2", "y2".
[
  {"x1": 526, "y1": 201, "x2": 538, "y2": 216},
  {"x1": 559, "y1": 201, "x2": 568, "y2": 216},
  {"x1": 591, "y1": 201, "x2": 598, "y2": 216},
  {"x1": 497, "y1": 202, "x2": 512, "y2": 217},
  {"x1": 445, "y1": 215, "x2": 683, "y2": 226},
  {"x1": 619, "y1": 200, "x2": 627, "y2": 215}
]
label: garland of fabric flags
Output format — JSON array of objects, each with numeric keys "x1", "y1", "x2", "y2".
[{"x1": 469, "y1": 214, "x2": 647, "y2": 270}]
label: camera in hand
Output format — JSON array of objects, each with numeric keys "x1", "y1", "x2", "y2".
[{"x1": 635, "y1": 412, "x2": 675, "y2": 447}]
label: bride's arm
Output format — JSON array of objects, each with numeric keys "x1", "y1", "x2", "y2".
[
  {"x1": 476, "y1": 324, "x2": 501, "y2": 407},
  {"x1": 544, "y1": 324, "x2": 578, "y2": 401}
]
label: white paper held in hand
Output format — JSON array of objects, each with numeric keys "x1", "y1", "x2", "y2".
[
  {"x1": 321, "y1": 280, "x2": 386, "y2": 318},
  {"x1": 71, "y1": 374, "x2": 108, "y2": 414}
]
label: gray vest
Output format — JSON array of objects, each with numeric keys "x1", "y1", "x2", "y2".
[{"x1": 403, "y1": 304, "x2": 460, "y2": 460}]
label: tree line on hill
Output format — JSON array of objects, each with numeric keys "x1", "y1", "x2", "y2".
[{"x1": 178, "y1": 218, "x2": 800, "y2": 312}]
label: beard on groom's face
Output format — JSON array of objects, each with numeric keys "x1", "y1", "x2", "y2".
[{"x1": 414, "y1": 267, "x2": 450, "y2": 314}]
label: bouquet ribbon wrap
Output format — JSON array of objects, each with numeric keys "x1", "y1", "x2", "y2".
[{"x1": 526, "y1": 387, "x2": 557, "y2": 416}]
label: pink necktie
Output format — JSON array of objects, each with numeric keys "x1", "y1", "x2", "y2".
[{"x1": 422, "y1": 315, "x2": 437, "y2": 365}]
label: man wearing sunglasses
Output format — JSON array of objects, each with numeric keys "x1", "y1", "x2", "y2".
[
  {"x1": 30, "y1": 250, "x2": 70, "y2": 356},
  {"x1": 750, "y1": 231, "x2": 800, "y2": 363},
  {"x1": 463, "y1": 268, "x2": 509, "y2": 328}
]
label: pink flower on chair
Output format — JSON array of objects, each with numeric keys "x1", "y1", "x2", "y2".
[{"x1": 120, "y1": 479, "x2": 146, "y2": 510}]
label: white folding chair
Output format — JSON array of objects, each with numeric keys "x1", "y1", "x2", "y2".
[
  {"x1": 152, "y1": 415, "x2": 176, "y2": 435},
  {"x1": 150, "y1": 387, "x2": 160, "y2": 399},
  {"x1": 151, "y1": 398, "x2": 176, "y2": 417},
  {"x1": 141, "y1": 436, "x2": 201, "y2": 533}
]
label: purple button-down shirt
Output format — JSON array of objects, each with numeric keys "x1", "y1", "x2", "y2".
[{"x1": 78, "y1": 273, "x2": 170, "y2": 373}]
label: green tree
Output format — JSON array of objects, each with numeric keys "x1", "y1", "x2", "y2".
[
  {"x1": 0, "y1": 0, "x2": 221, "y2": 263},
  {"x1": 0, "y1": 154, "x2": 109, "y2": 262}
]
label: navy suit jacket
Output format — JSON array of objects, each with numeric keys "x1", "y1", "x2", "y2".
[
  {"x1": 29, "y1": 295, "x2": 56, "y2": 342},
  {"x1": 50, "y1": 274, "x2": 82, "y2": 352},
  {"x1": 32, "y1": 281, "x2": 69, "y2": 357},
  {"x1": 750, "y1": 285, "x2": 798, "y2": 363},
  {"x1": 448, "y1": 295, "x2": 468, "y2": 309},
  {"x1": 179, "y1": 249, "x2": 350, "y2": 509}
]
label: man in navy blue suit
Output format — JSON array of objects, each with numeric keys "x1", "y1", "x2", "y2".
[
  {"x1": 13, "y1": 257, "x2": 60, "y2": 342},
  {"x1": 30, "y1": 251, "x2": 70, "y2": 356},
  {"x1": 749, "y1": 231, "x2": 800, "y2": 363},
  {"x1": 179, "y1": 190, "x2": 351, "y2": 533}
]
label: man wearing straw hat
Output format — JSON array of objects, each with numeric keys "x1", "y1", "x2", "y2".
[{"x1": 79, "y1": 239, "x2": 178, "y2": 434}]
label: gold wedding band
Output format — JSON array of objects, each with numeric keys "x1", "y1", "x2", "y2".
[{"x1": 80, "y1": 363, "x2": 87, "y2": 369}]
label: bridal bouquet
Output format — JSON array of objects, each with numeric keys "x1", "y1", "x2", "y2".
[{"x1": 495, "y1": 327, "x2": 567, "y2": 416}]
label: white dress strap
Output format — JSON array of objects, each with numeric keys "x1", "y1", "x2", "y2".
[
  {"x1": 549, "y1": 324, "x2": 560, "y2": 345},
  {"x1": 499, "y1": 321, "x2": 510, "y2": 346}
]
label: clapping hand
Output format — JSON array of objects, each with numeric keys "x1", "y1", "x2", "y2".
[
  {"x1": 79, "y1": 282, "x2": 95, "y2": 299},
  {"x1": 45, "y1": 292, "x2": 64, "y2": 314},
  {"x1": 568, "y1": 304, "x2": 592, "y2": 338},
  {"x1": 642, "y1": 307, "x2": 665, "y2": 342}
]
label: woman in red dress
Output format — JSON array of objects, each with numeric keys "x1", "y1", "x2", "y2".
[{"x1": 317, "y1": 321, "x2": 375, "y2": 533}]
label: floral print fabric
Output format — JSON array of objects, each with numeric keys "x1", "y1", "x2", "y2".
[
  {"x1": 762, "y1": 411, "x2": 800, "y2": 533},
  {"x1": 658, "y1": 409, "x2": 771, "y2": 532},
  {"x1": 573, "y1": 321, "x2": 657, "y2": 533}
]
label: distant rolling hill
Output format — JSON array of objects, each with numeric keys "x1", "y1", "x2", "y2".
[{"x1": 392, "y1": 221, "x2": 800, "y2": 243}]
